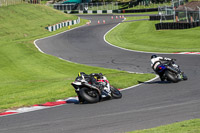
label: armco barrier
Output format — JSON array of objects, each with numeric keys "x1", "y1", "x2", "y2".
[
  {"x1": 155, "y1": 22, "x2": 200, "y2": 30},
  {"x1": 63, "y1": 8, "x2": 157, "y2": 14},
  {"x1": 64, "y1": 10, "x2": 113, "y2": 14},
  {"x1": 45, "y1": 17, "x2": 80, "y2": 32}
]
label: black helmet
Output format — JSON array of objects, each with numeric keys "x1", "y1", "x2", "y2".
[
  {"x1": 151, "y1": 54, "x2": 157, "y2": 59},
  {"x1": 78, "y1": 72, "x2": 85, "y2": 77}
]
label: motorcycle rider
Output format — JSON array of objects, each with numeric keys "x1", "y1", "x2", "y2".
[
  {"x1": 151, "y1": 54, "x2": 174, "y2": 81},
  {"x1": 77, "y1": 72, "x2": 104, "y2": 90}
]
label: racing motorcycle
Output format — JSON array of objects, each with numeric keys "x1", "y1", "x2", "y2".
[
  {"x1": 156, "y1": 59, "x2": 187, "y2": 83},
  {"x1": 71, "y1": 73, "x2": 122, "y2": 103}
]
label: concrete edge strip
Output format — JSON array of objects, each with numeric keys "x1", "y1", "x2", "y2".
[
  {"x1": 0, "y1": 97, "x2": 79, "y2": 117},
  {"x1": 174, "y1": 52, "x2": 200, "y2": 55}
]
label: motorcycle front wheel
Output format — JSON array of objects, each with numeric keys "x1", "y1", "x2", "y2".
[
  {"x1": 110, "y1": 86, "x2": 122, "y2": 99},
  {"x1": 182, "y1": 73, "x2": 188, "y2": 80},
  {"x1": 79, "y1": 87, "x2": 100, "y2": 103}
]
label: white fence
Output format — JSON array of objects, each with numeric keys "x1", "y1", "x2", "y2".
[
  {"x1": 0, "y1": 0, "x2": 23, "y2": 6},
  {"x1": 0, "y1": 0, "x2": 42, "y2": 6}
]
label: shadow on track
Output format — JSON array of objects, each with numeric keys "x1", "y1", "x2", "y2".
[{"x1": 138, "y1": 80, "x2": 172, "y2": 84}]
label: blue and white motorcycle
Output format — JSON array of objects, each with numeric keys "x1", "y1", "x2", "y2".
[{"x1": 156, "y1": 59, "x2": 187, "y2": 83}]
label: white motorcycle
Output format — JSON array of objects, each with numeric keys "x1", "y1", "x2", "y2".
[{"x1": 71, "y1": 73, "x2": 122, "y2": 103}]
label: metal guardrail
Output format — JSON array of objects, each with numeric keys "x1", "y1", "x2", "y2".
[{"x1": 53, "y1": 2, "x2": 119, "y2": 11}]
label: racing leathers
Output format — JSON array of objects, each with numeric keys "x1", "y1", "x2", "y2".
[
  {"x1": 77, "y1": 72, "x2": 104, "y2": 91},
  {"x1": 151, "y1": 56, "x2": 172, "y2": 80}
]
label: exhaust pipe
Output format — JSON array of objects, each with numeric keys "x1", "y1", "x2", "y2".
[
  {"x1": 166, "y1": 66, "x2": 178, "y2": 74},
  {"x1": 83, "y1": 82, "x2": 101, "y2": 95}
]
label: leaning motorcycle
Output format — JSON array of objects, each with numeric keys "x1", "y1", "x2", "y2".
[
  {"x1": 156, "y1": 59, "x2": 187, "y2": 83},
  {"x1": 71, "y1": 73, "x2": 122, "y2": 103}
]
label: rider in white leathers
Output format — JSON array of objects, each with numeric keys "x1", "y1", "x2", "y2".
[
  {"x1": 151, "y1": 55, "x2": 172, "y2": 71},
  {"x1": 150, "y1": 54, "x2": 173, "y2": 81},
  {"x1": 151, "y1": 54, "x2": 188, "y2": 82}
]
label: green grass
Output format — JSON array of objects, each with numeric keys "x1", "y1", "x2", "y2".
[
  {"x1": 128, "y1": 119, "x2": 200, "y2": 133},
  {"x1": 0, "y1": 4, "x2": 78, "y2": 43},
  {"x1": 0, "y1": 4, "x2": 155, "y2": 112},
  {"x1": 106, "y1": 19, "x2": 200, "y2": 53},
  {"x1": 189, "y1": 0, "x2": 200, "y2": 2},
  {"x1": 124, "y1": 16, "x2": 150, "y2": 21}
]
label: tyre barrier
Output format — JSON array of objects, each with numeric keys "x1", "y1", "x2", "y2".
[
  {"x1": 149, "y1": 15, "x2": 174, "y2": 21},
  {"x1": 122, "y1": 8, "x2": 158, "y2": 13},
  {"x1": 45, "y1": 17, "x2": 80, "y2": 32},
  {"x1": 155, "y1": 22, "x2": 200, "y2": 30}
]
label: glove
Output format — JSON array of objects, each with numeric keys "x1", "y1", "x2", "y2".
[{"x1": 164, "y1": 57, "x2": 172, "y2": 61}]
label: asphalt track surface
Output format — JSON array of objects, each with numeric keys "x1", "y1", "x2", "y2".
[{"x1": 1, "y1": 15, "x2": 200, "y2": 133}]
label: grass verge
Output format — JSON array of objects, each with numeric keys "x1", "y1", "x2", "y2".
[
  {"x1": 105, "y1": 18, "x2": 200, "y2": 53},
  {"x1": 128, "y1": 119, "x2": 200, "y2": 133},
  {"x1": 0, "y1": 4, "x2": 155, "y2": 112}
]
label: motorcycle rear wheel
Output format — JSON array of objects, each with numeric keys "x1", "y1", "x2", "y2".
[
  {"x1": 110, "y1": 86, "x2": 122, "y2": 99},
  {"x1": 165, "y1": 70, "x2": 179, "y2": 83},
  {"x1": 79, "y1": 87, "x2": 100, "y2": 103}
]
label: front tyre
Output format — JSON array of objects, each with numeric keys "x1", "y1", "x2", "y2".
[
  {"x1": 182, "y1": 73, "x2": 188, "y2": 80},
  {"x1": 110, "y1": 86, "x2": 122, "y2": 99},
  {"x1": 79, "y1": 87, "x2": 100, "y2": 103}
]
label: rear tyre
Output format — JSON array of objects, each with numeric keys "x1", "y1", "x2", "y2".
[
  {"x1": 77, "y1": 95, "x2": 85, "y2": 104},
  {"x1": 165, "y1": 70, "x2": 179, "y2": 83},
  {"x1": 79, "y1": 87, "x2": 100, "y2": 103},
  {"x1": 160, "y1": 75, "x2": 165, "y2": 81},
  {"x1": 110, "y1": 86, "x2": 122, "y2": 99}
]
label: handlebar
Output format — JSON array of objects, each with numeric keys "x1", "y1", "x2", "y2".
[{"x1": 160, "y1": 58, "x2": 176, "y2": 62}]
